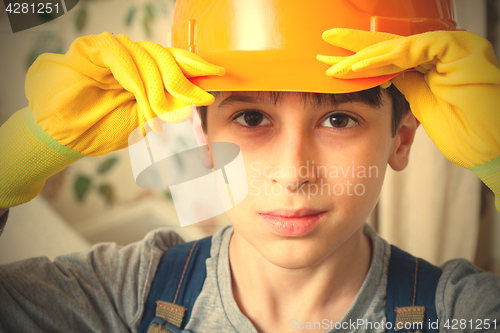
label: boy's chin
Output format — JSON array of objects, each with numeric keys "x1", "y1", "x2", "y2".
[{"x1": 251, "y1": 225, "x2": 366, "y2": 270}]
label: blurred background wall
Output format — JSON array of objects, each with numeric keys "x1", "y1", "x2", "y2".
[{"x1": 0, "y1": 0, "x2": 499, "y2": 272}]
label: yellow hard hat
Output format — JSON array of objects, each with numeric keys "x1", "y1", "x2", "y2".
[{"x1": 172, "y1": 0, "x2": 459, "y2": 94}]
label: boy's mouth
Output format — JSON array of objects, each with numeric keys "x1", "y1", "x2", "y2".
[{"x1": 259, "y1": 209, "x2": 328, "y2": 236}]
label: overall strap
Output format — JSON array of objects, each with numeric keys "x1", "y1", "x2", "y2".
[
  {"x1": 139, "y1": 236, "x2": 212, "y2": 333},
  {"x1": 386, "y1": 245, "x2": 442, "y2": 333}
]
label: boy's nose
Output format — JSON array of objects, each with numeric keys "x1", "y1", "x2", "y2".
[{"x1": 268, "y1": 131, "x2": 318, "y2": 191}]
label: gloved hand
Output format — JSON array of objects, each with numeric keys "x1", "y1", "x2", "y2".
[
  {"x1": 0, "y1": 32, "x2": 225, "y2": 208},
  {"x1": 317, "y1": 28, "x2": 500, "y2": 211}
]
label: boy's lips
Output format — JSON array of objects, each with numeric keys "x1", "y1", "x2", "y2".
[{"x1": 259, "y1": 209, "x2": 328, "y2": 236}]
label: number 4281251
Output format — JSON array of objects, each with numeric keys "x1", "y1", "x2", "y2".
[
  {"x1": 443, "y1": 319, "x2": 497, "y2": 330},
  {"x1": 5, "y1": 3, "x2": 59, "y2": 14}
]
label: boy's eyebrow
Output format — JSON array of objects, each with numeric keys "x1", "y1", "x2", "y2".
[
  {"x1": 217, "y1": 94, "x2": 272, "y2": 108},
  {"x1": 308, "y1": 94, "x2": 383, "y2": 110}
]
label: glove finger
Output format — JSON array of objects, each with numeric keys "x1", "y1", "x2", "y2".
[
  {"x1": 322, "y1": 28, "x2": 400, "y2": 52},
  {"x1": 110, "y1": 34, "x2": 163, "y2": 131},
  {"x1": 136, "y1": 41, "x2": 197, "y2": 120},
  {"x1": 350, "y1": 39, "x2": 439, "y2": 74},
  {"x1": 351, "y1": 56, "x2": 408, "y2": 75},
  {"x1": 325, "y1": 59, "x2": 360, "y2": 78},
  {"x1": 169, "y1": 48, "x2": 226, "y2": 78},
  {"x1": 321, "y1": 57, "x2": 400, "y2": 79},
  {"x1": 316, "y1": 54, "x2": 347, "y2": 66},
  {"x1": 321, "y1": 39, "x2": 406, "y2": 78},
  {"x1": 139, "y1": 41, "x2": 216, "y2": 110},
  {"x1": 318, "y1": 53, "x2": 402, "y2": 79}
]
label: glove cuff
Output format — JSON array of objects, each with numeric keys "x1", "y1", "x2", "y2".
[
  {"x1": 0, "y1": 107, "x2": 85, "y2": 208},
  {"x1": 470, "y1": 156, "x2": 500, "y2": 212}
]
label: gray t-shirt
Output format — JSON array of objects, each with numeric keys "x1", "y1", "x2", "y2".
[{"x1": 0, "y1": 224, "x2": 499, "y2": 332}]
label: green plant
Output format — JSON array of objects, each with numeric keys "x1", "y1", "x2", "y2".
[
  {"x1": 74, "y1": 156, "x2": 119, "y2": 205},
  {"x1": 75, "y1": 0, "x2": 175, "y2": 37}
]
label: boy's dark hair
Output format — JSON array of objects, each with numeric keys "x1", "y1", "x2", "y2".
[{"x1": 198, "y1": 86, "x2": 409, "y2": 137}]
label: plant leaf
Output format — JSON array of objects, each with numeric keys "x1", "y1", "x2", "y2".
[
  {"x1": 125, "y1": 6, "x2": 137, "y2": 26},
  {"x1": 176, "y1": 136, "x2": 188, "y2": 149},
  {"x1": 174, "y1": 154, "x2": 184, "y2": 171},
  {"x1": 97, "y1": 156, "x2": 118, "y2": 174},
  {"x1": 74, "y1": 175, "x2": 91, "y2": 202},
  {"x1": 98, "y1": 184, "x2": 115, "y2": 205},
  {"x1": 37, "y1": 11, "x2": 55, "y2": 22},
  {"x1": 143, "y1": 16, "x2": 152, "y2": 37},
  {"x1": 26, "y1": 52, "x2": 39, "y2": 70},
  {"x1": 75, "y1": 7, "x2": 88, "y2": 32},
  {"x1": 164, "y1": 190, "x2": 173, "y2": 201},
  {"x1": 144, "y1": 3, "x2": 155, "y2": 20}
]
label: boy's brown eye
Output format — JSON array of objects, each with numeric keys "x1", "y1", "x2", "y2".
[
  {"x1": 245, "y1": 112, "x2": 263, "y2": 126},
  {"x1": 235, "y1": 111, "x2": 270, "y2": 127},
  {"x1": 322, "y1": 113, "x2": 358, "y2": 129},
  {"x1": 330, "y1": 115, "x2": 349, "y2": 128}
]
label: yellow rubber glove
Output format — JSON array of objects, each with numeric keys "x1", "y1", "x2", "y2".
[
  {"x1": 0, "y1": 32, "x2": 225, "y2": 208},
  {"x1": 317, "y1": 28, "x2": 500, "y2": 211},
  {"x1": 27, "y1": 32, "x2": 225, "y2": 155}
]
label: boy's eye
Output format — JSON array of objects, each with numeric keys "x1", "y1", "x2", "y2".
[
  {"x1": 321, "y1": 113, "x2": 358, "y2": 129},
  {"x1": 234, "y1": 111, "x2": 271, "y2": 127}
]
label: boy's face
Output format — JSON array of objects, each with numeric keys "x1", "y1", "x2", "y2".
[{"x1": 204, "y1": 91, "x2": 412, "y2": 269}]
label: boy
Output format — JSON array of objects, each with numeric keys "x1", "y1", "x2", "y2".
[{"x1": 1, "y1": 0, "x2": 499, "y2": 332}]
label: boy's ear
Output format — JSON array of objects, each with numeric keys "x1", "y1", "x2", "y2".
[{"x1": 388, "y1": 109, "x2": 420, "y2": 171}]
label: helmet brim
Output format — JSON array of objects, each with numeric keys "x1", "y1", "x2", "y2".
[{"x1": 191, "y1": 53, "x2": 399, "y2": 94}]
